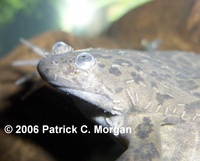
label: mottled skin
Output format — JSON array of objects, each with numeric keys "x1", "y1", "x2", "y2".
[{"x1": 36, "y1": 46, "x2": 200, "y2": 161}]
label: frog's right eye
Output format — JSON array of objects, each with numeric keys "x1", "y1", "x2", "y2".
[
  {"x1": 52, "y1": 42, "x2": 74, "y2": 55},
  {"x1": 75, "y1": 52, "x2": 96, "y2": 70}
]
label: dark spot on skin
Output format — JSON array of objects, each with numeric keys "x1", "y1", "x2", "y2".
[
  {"x1": 109, "y1": 67, "x2": 121, "y2": 76},
  {"x1": 176, "y1": 56, "x2": 192, "y2": 66},
  {"x1": 113, "y1": 59, "x2": 133, "y2": 67},
  {"x1": 72, "y1": 77, "x2": 78, "y2": 82},
  {"x1": 150, "y1": 71, "x2": 171, "y2": 81},
  {"x1": 162, "y1": 117, "x2": 185, "y2": 125},
  {"x1": 115, "y1": 87, "x2": 123, "y2": 94},
  {"x1": 66, "y1": 65, "x2": 75, "y2": 74},
  {"x1": 156, "y1": 93, "x2": 173, "y2": 105},
  {"x1": 102, "y1": 55, "x2": 113, "y2": 59},
  {"x1": 131, "y1": 72, "x2": 144, "y2": 83},
  {"x1": 177, "y1": 80, "x2": 199, "y2": 91},
  {"x1": 176, "y1": 73, "x2": 189, "y2": 79},
  {"x1": 151, "y1": 81, "x2": 157, "y2": 88},
  {"x1": 132, "y1": 142, "x2": 160, "y2": 160},
  {"x1": 165, "y1": 74, "x2": 171, "y2": 79},
  {"x1": 44, "y1": 68, "x2": 49, "y2": 73},
  {"x1": 136, "y1": 117, "x2": 153, "y2": 139},
  {"x1": 62, "y1": 70, "x2": 68, "y2": 75},
  {"x1": 60, "y1": 57, "x2": 65, "y2": 61},
  {"x1": 193, "y1": 92, "x2": 200, "y2": 98},
  {"x1": 98, "y1": 64, "x2": 105, "y2": 68},
  {"x1": 135, "y1": 65, "x2": 143, "y2": 72},
  {"x1": 94, "y1": 53, "x2": 113, "y2": 59},
  {"x1": 150, "y1": 71, "x2": 158, "y2": 77},
  {"x1": 185, "y1": 101, "x2": 200, "y2": 113}
]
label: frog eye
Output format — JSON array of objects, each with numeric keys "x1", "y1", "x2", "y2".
[
  {"x1": 52, "y1": 42, "x2": 74, "y2": 55},
  {"x1": 75, "y1": 52, "x2": 96, "y2": 70}
]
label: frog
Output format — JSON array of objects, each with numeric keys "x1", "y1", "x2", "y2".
[{"x1": 15, "y1": 39, "x2": 200, "y2": 161}]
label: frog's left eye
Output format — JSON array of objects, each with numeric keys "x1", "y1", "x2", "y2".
[
  {"x1": 75, "y1": 52, "x2": 96, "y2": 70},
  {"x1": 52, "y1": 42, "x2": 74, "y2": 55}
]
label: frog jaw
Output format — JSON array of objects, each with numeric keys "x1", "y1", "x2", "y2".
[{"x1": 58, "y1": 87, "x2": 124, "y2": 128}]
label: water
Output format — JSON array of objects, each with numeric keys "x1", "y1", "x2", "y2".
[{"x1": 0, "y1": 0, "x2": 150, "y2": 56}]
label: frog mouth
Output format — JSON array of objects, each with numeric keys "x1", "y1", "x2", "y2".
[
  {"x1": 57, "y1": 87, "x2": 122, "y2": 116},
  {"x1": 56, "y1": 86, "x2": 123, "y2": 128},
  {"x1": 57, "y1": 87, "x2": 121, "y2": 115}
]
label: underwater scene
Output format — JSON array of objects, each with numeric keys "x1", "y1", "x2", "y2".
[{"x1": 0, "y1": 0, "x2": 200, "y2": 161}]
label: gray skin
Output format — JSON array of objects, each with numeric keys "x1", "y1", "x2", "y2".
[{"x1": 29, "y1": 41, "x2": 200, "y2": 161}]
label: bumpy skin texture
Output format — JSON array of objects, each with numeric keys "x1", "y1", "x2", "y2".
[{"x1": 37, "y1": 48, "x2": 200, "y2": 161}]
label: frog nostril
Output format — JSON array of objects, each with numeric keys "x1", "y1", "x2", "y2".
[{"x1": 51, "y1": 60, "x2": 57, "y2": 65}]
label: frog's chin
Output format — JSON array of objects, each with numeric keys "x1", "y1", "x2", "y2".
[{"x1": 57, "y1": 87, "x2": 123, "y2": 126}]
